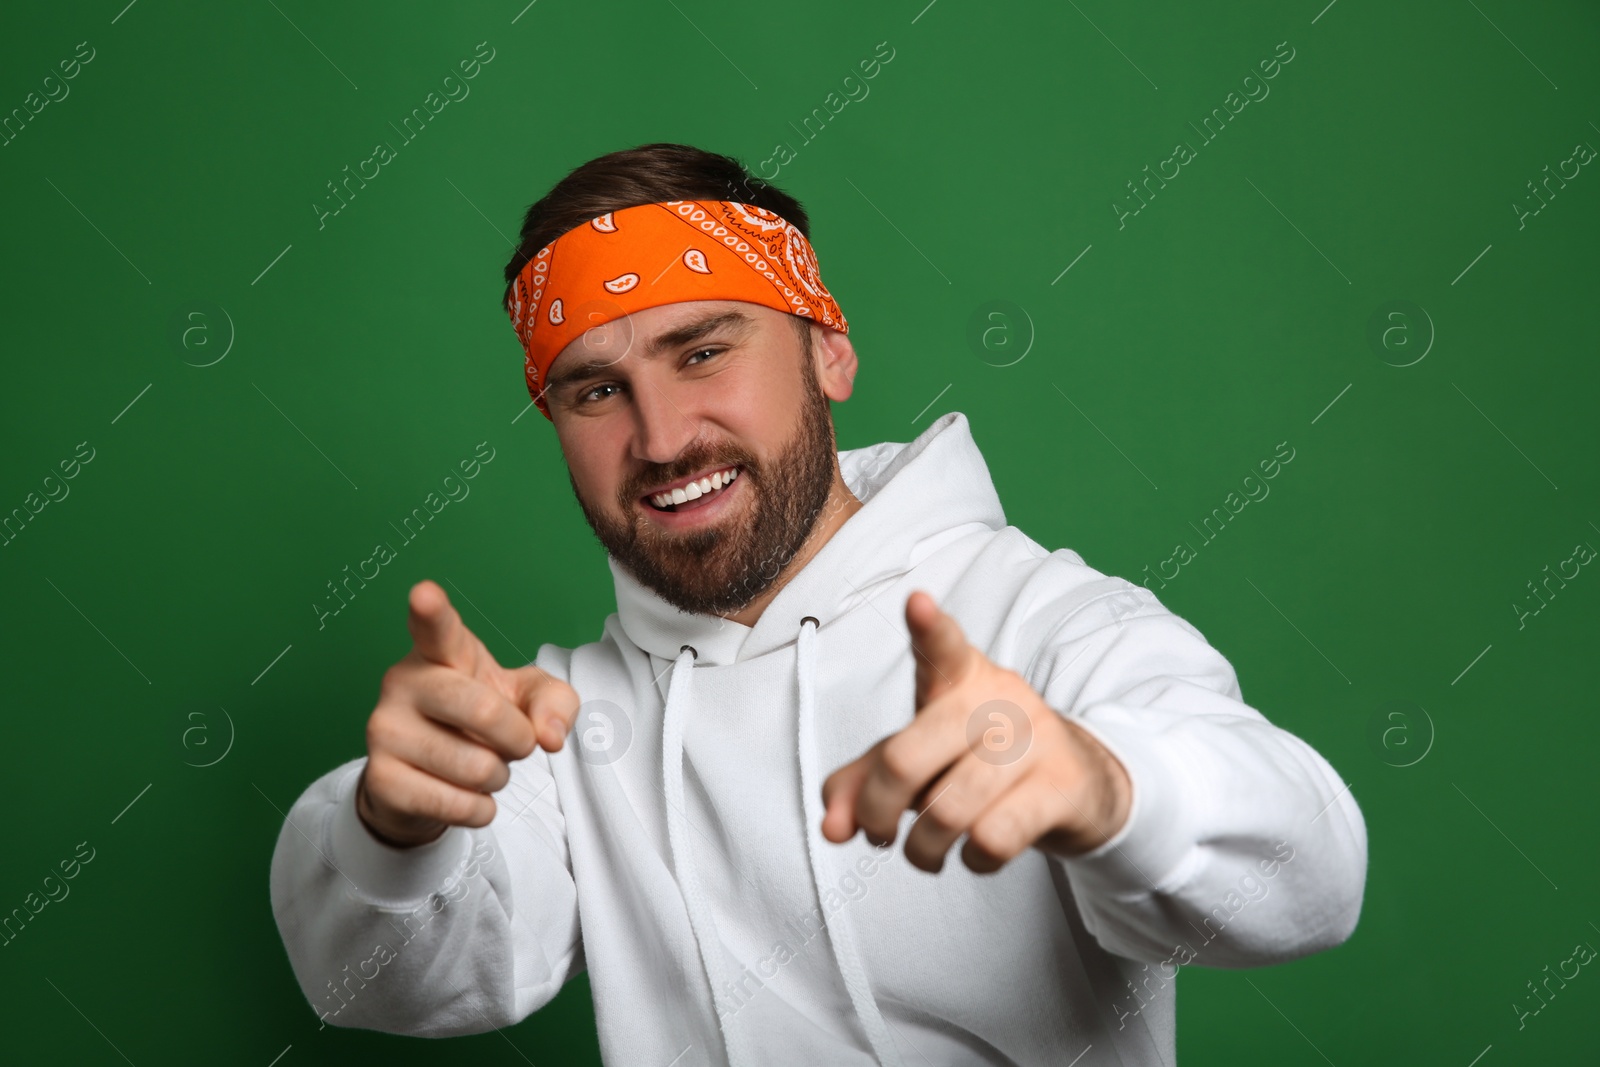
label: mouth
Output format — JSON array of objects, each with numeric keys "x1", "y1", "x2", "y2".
[{"x1": 641, "y1": 465, "x2": 742, "y2": 515}]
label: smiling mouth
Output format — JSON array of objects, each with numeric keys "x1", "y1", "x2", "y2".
[{"x1": 643, "y1": 465, "x2": 741, "y2": 512}]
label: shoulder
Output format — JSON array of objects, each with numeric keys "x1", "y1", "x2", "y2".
[
  {"x1": 955, "y1": 525, "x2": 1173, "y2": 636},
  {"x1": 539, "y1": 614, "x2": 657, "y2": 692},
  {"x1": 951, "y1": 527, "x2": 1226, "y2": 687}
]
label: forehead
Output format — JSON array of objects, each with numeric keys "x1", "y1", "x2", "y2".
[{"x1": 547, "y1": 299, "x2": 770, "y2": 378}]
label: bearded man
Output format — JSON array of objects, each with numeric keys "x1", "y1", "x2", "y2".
[{"x1": 269, "y1": 142, "x2": 1367, "y2": 1067}]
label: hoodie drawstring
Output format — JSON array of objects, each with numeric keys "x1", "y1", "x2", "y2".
[
  {"x1": 797, "y1": 617, "x2": 905, "y2": 1067},
  {"x1": 662, "y1": 622, "x2": 904, "y2": 1067},
  {"x1": 662, "y1": 643, "x2": 752, "y2": 1066}
]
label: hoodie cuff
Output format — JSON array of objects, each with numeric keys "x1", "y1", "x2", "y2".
[
  {"x1": 1055, "y1": 712, "x2": 1199, "y2": 898},
  {"x1": 326, "y1": 761, "x2": 474, "y2": 908}
]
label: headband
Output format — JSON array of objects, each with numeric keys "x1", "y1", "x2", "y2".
[{"x1": 506, "y1": 199, "x2": 849, "y2": 420}]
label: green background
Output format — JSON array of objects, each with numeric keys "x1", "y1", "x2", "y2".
[{"x1": 2, "y1": 0, "x2": 1596, "y2": 1063}]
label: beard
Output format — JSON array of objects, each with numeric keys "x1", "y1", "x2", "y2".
[{"x1": 570, "y1": 341, "x2": 839, "y2": 617}]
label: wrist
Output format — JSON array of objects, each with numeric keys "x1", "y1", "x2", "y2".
[
  {"x1": 1088, "y1": 740, "x2": 1134, "y2": 847},
  {"x1": 1043, "y1": 719, "x2": 1134, "y2": 857}
]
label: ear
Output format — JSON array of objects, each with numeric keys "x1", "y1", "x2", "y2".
[{"x1": 812, "y1": 325, "x2": 858, "y2": 403}]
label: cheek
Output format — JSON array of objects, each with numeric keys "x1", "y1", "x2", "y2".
[
  {"x1": 714, "y1": 361, "x2": 803, "y2": 435},
  {"x1": 559, "y1": 428, "x2": 624, "y2": 502}
]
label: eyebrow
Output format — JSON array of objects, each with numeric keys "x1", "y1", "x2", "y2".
[{"x1": 544, "y1": 309, "x2": 756, "y2": 395}]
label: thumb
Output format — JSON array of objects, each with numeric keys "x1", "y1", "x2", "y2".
[
  {"x1": 406, "y1": 580, "x2": 484, "y2": 674},
  {"x1": 505, "y1": 662, "x2": 581, "y2": 752},
  {"x1": 820, "y1": 753, "x2": 874, "y2": 843},
  {"x1": 906, "y1": 590, "x2": 973, "y2": 708}
]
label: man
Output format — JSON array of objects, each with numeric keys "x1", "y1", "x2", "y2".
[{"x1": 269, "y1": 143, "x2": 1367, "y2": 1066}]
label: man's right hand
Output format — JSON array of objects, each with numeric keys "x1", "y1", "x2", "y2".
[{"x1": 356, "y1": 579, "x2": 580, "y2": 848}]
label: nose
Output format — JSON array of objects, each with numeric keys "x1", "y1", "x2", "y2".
[{"x1": 630, "y1": 374, "x2": 698, "y2": 467}]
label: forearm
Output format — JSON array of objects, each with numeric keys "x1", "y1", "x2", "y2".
[
  {"x1": 1056, "y1": 697, "x2": 1367, "y2": 967},
  {"x1": 269, "y1": 758, "x2": 580, "y2": 1034},
  {"x1": 1014, "y1": 575, "x2": 1369, "y2": 968}
]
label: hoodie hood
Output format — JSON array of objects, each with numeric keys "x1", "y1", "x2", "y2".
[{"x1": 607, "y1": 410, "x2": 1006, "y2": 668}]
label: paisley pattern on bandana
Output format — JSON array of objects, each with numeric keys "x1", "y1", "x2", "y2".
[{"x1": 507, "y1": 200, "x2": 848, "y2": 420}]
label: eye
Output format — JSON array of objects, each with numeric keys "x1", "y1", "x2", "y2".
[
  {"x1": 685, "y1": 346, "x2": 723, "y2": 366},
  {"x1": 578, "y1": 382, "x2": 622, "y2": 405}
]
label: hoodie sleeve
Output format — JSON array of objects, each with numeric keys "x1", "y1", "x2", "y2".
[
  {"x1": 268, "y1": 727, "x2": 583, "y2": 1035},
  {"x1": 1013, "y1": 563, "x2": 1368, "y2": 970}
]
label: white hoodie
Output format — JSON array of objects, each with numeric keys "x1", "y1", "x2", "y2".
[{"x1": 269, "y1": 411, "x2": 1367, "y2": 1066}]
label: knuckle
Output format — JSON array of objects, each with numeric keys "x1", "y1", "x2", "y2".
[
  {"x1": 436, "y1": 789, "x2": 480, "y2": 827},
  {"x1": 463, "y1": 748, "x2": 503, "y2": 790},
  {"x1": 862, "y1": 822, "x2": 897, "y2": 847},
  {"x1": 961, "y1": 838, "x2": 1004, "y2": 873},
  {"x1": 509, "y1": 726, "x2": 538, "y2": 760},
  {"x1": 878, "y1": 738, "x2": 919, "y2": 786},
  {"x1": 487, "y1": 761, "x2": 511, "y2": 791},
  {"x1": 366, "y1": 707, "x2": 400, "y2": 753},
  {"x1": 465, "y1": 795, "x2": 497, "y2": 828},
  {"x1": 969, "y1": 810, "x2": 1023, "y2": 859},
  {"x1": 462, "y1": 687, "x2": 501, "y2": 732},
  {"x1": 538, "y1": 679, "x2": 579, "y2": 725},
  {"x1": 482, "y1": 688, "x2": 512, "y2": 729},
  {"x1": 921, "y1": 801, "x2": 962, "y2": 837},
  {"x1": 362, "y1": 755, "x2": 400, "y2": 803},
  {"x1": 380, "y1": 660, "x2": 419, "y2": 699}
]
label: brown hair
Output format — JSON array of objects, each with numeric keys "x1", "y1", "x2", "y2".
[{"x1": 499, "y1": 143, "x2": 816, "y2": 350}]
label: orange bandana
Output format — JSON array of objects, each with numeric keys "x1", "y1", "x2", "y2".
[{"x1": 507, "y1": 199, "x2": 848, "y2": 420}]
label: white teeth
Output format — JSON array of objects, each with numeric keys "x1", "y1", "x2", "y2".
[{"x1": 650, "y1": 467, "x2": 738, "y2": 510}]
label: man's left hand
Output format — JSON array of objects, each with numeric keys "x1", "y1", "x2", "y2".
[{"x1": 821, "y1": 590, "x2": 1134, "y2": 874}]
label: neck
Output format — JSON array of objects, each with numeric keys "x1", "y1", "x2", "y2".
[{"x1": 724, "y1": 466, "x2": 862, "y2": 628}]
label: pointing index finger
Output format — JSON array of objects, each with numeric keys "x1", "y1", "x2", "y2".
[
  {"x1": 906, "y1": 590, "x2": 972, "y2": 708},
  {"x1": 407, "y1": 579, "x2": 479, "y2": 673}
]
